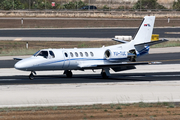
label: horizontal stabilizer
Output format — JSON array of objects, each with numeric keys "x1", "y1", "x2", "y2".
[
  {"x1": 135, "y1": 38, "x2": 168, "y2": 46},
  {"x1": 112, "y1": 38, "x2": 129, "y2": 43}
]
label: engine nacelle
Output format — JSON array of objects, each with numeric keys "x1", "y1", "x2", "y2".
[{"x1": 104, "y1": 49, "x2": 128, "y2": 61}]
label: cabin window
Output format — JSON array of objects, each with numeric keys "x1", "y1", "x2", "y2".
[
  {"x1": 75, "y1": 52, "x2": 78, "y2": 57},
  {"x1": 64, "y1": 52, "x2": 68, "y2": 57},
  {"x1": 80, "y1": 52, "x2": 83, "y2": 57},
  {"x1": 49, "y1": 51, "x2": 55, "y2": 58},
  {"x1": 70, "y1": 52, "x2": 73, "y2": 57},
  {"x1": 85, "y1": 52, "x2": 88, "y2": 57},
  {"x1": 90, "y1": 52, "x2": 94, "y2": 57},
  {"x1": 36, "y1": 51, "x2": 48, "y2": 58}
]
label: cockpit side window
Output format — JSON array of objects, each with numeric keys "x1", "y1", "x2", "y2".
[
  {"x1": 36, "y1": 51, "x2": 48, "y2": 58},
  {"x1": 49, "y1": 51, "x2": 55, "y2": 58}
]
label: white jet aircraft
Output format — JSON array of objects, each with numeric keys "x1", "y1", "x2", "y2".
[{"x1": 14, "y1": 16, "x2": 168, "y2": 80}]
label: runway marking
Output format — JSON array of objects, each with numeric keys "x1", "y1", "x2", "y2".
[
  {"x1": 165, "y1": 32, "x2": 180, "y2": 34},
  {"x1": 153, "y1": 74, "x2": 180, "y2": 77},
  {"x1": 0, "y1": 79, "x2": 20, "y2": 81},
  {"x1": 129, "y1": 74, "x2": 180, "y2": 78},
  {"x1": 14, "y1": 38, "x2": 22, "y2": 41}
]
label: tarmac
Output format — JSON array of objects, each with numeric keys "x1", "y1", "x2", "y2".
[{"x1": 1, "y1": 76, "x2": 180, "y2": 108}]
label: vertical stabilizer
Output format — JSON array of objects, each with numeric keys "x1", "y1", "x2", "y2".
[{"x1": 133, "y1": 16, "x2": 155, "y2": 45}]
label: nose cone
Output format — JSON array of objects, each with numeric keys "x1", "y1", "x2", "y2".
[
  {"x1": 15, "y1": 60, "x2": 27, "y2": 70},
  {"x1": 14, "y1": 58, "x2": 34, "y2": 71}
]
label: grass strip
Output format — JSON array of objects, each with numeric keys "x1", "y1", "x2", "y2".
[{"x1": 0, "y1": 102, "x2": 179, "y2": 112}]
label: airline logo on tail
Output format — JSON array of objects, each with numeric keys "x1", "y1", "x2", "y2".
[{"x1": 144, "y1": 24, "x2": 150, "y2": 27}]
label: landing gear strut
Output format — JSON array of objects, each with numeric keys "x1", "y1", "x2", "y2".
[
  {"x1": 64, "y1": 70, "x2": 73, "y2": 78},
  {"x1": 29, "y1": 71, "x2": 36, "y2": 80},
  {"x1": 129, "y1": 50, "x2": 136, "y2": 62},
  {"x1": 129, "y1": 56, "x2": 136, "y2": 62}
]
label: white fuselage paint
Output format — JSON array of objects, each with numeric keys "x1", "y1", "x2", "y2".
[{"x1": 15, "y1": 46, "x2": 129, "y2": 71}]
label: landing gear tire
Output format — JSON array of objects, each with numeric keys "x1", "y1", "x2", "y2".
[
  {"x1": 101, "y1": 72, "x2": 109, "y2": 79},
  {"x1": 29, "y1": 73, "x2": 34, "y2": 80},
  {"x1": 66, "y1": 70, "x2": 73, "y2": 78}
]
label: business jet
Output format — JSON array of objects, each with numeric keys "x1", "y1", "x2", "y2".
[{"x1": 14, "y1": 16, "x2": 167, "y2": 80}]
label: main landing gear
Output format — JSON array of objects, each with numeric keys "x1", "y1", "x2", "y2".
[
  {"x1": 29, "y1": 71, "x2": 36, "y2": 80},
  {"x1": 64, "y1": 70, "x2": 73, "y2": 78},
  {"x1": 101, "y1": 68, "x2": 111, "y2": 79}
]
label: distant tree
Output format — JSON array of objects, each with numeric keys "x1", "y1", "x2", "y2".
[
  {"x1": 133, "y1": 0, "x2": 166, "y2": 10},
  {"x1": 63, "y1": 0, "x2": 87, "y2": 9},
  {"x1": 0, "y1": 0, "x2": 87, "y2": 10},
  {"x1": 76, "y1": 0, "x2": 87, "y2": 9},
  {"x1": 31, "y1": 0, "x2": 46, "y2": 9},
  {"x1": 118, "y1": 6, "x2": 124, "y2": 10},
  {"x1": 102, "y1": 5, "x2": 109, "y2": 10},
  {"x1": 0, "y1": 0, "x2": 25, "y2": 10},
  {"x1": 173, "y1": 0, "x2": 180, "y2": 10},
  {"x1": 63, "y1": 1, "x2": 76, "y2": 9},
  {"x1": 14, "y1": 0, "x2": 25, "y2": 9},
  {"x1": 0, "y1": 0, "x2": 13, "y2": 10}
]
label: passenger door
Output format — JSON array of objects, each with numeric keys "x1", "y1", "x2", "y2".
[{"x1": 62, "y1": 51, "x2": 70, "y2": 69}]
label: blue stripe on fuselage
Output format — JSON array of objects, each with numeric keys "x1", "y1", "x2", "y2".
[{"x1": 37, "y1": 57, "x2": 128, "y2": 66}]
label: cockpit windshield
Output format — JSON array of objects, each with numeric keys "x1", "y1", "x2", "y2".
[
  {"x1": 37, "y1": 51, "x2": 48, "y2": 58},
  {"x1": 33, "y1": 50, "x2": 55, "y2": 59},
  {"x1": 33, "y1": 50, "x2": 40, "y2": 56}
]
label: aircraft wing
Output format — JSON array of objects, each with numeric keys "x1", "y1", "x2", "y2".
[
  {"x1": 13, "y1": 58, "x2": 23, "y2": 60},
  {"x1": 78, "y1": 62, "x2": 150, "y2": 70},
  {"x1": 96, "y1": 62, "x2": 149, "y2": 67}
]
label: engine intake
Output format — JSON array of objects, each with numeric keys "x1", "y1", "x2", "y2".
[{"x1": 104, "y1": 49, "x2": 128, "y2": 61}]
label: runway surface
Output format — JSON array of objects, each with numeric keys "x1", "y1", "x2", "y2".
[
  {"x1": 0, "y1": 58, "x2": 180, "y2": 107},
  {"x1": 0, "y1": 28, "x2": 180, "y2": 41},
  {"x1": 0, "y1": 66, "x2": 180, "y2": 107}
]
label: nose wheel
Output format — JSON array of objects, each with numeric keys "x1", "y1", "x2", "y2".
[{"x1": 29, "y1": 71, "x2": 36, "y2": 80}]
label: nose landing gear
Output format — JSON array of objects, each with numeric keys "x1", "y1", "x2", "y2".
[{"x1": 29, "y1": 71, "x2": 36, "y2": 80}]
